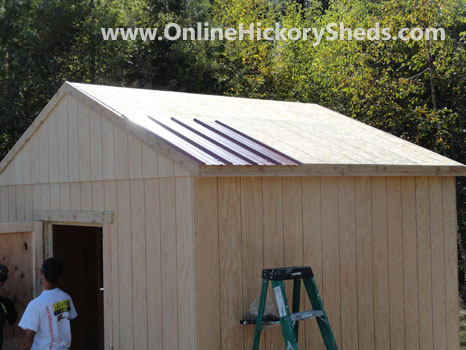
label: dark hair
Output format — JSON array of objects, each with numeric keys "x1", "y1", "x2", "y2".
[
  {"x1": 41, "y1": 258, "x2": 63, "y2": 283},
  {"x1": 0, "y1": 265, "x2": 8, "y2": 283}
]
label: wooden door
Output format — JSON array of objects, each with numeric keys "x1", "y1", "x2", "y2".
[{"x1": 0, "y1": 222, "x2": 42, "y2": 350}]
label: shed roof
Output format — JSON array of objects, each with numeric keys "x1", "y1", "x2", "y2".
[
  {"x1": 71, "y1": 82, "x2": 465, "y2": 176},
  {"x1": 1, "y1": 82, "x2": 465, "y2": 177}
]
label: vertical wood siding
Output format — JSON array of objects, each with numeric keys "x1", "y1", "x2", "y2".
[
  {"x1": 194, "y1": 176, "x2": 459, "y2": 350},
  {"x1": 0, "y1": 94, "x2": 196, "y2": 350}
]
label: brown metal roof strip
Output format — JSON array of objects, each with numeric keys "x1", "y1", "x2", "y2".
[
  {"x1": 195, "y1": 119, "x2": 301, "y2": 165},
  {"x1": 143, "y1": 118, "x2": 226, "y2": 165},
  {"x1": 149, "y1": 116, "x2": 246, "y2": 165},
  {"x1": 171, "y1": 118, "x2": 276, "y2": 165}
]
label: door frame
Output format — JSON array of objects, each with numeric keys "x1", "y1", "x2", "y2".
[{"x1": 32, "y1": 209, "x2": 113, "y2": 350}]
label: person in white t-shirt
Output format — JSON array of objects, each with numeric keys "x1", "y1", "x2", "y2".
[{"x1": 18, "y1": 258, "x2": 77, "y2": 350}]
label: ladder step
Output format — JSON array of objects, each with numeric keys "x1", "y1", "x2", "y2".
[
  {"x1": 290, "y1": 310, "x2": 324, "y2": 322},
  {"x1": 240, "y1": 310, "x2": 324, "y2": 325}
]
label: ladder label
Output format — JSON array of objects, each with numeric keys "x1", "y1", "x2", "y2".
[{"x1": 273, "y1": 286, "x2": 287, "y2": 318}]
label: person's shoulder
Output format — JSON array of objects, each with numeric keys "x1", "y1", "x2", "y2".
[{"x1": 54, "y1": 288, "x2": 73, "y2": 300}]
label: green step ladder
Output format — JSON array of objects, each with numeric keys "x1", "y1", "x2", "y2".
[{"x1": 240, "y1": 266, "x2": 338, "y2": 350}]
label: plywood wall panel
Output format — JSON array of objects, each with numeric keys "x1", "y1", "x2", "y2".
[
  {"x1": 302, "y1": 177, "x2": 324, "y2": 350},
  {"x1": 116, "y1": 180, "x2": 133, "y2": 349},
  {"x1": 48, "y1": 109, "x2": 59, "y2": 183},
  {"x1": 104, "y1": 181, "x2": 118, "y2": 350},
  {"x1": 144, "y1": 179, "x2": 162, "y2": 350},
  {"x1": 240, "y1": 177, "x2": 265, "y2": 350},
  {"x1": 386, "y1": 177, "x2": 405, "y2": 350},
  {"x1": 338, "y1": 177, "x2": 358, "y2": 350},
  {"x1": 430, "y1": 177, "x2": 447, "y2": 350},
  {"x1": 372, "y1": 177, "x2": 390, "y2": 350},
  {"x1": 261, "y1": 177, "x2": 284, "y2": 350},
  {"x1": 321, "y1": 177, "x2": 341, "y2": 347},
  {"x1": 355, "y1": 177, "x2": 374, "y2": 350},
  {"x1": 194, "y1": 178, "x2": 220, "y2": 350},
  {"x1": 176, "y1": 177, "x2": 196, "y2": 350},
  {"x1": 402, "y1": 177, "x2": 419, "y2": 350},
  {"x1": 443, "y1": 177, "x2": 459, "y2": 350},
  {"x1": 57, "y1": 95, "x2": 69, "y2": 182},
  {"x1": 416, "y1": 177, "x2": 433, "y2": 350},
  {"x1": 68, "y1": 96, "x2": 79, "y2": 182},
  {"x1": 130, "y1": 179, "x2": 147, "y2": 350},
  {"x1": 78, "y1": 102, "x2": 91, "y2": 182},
  {"x1": 159, "y1": 177, "x2": 179, "y2": 350}
]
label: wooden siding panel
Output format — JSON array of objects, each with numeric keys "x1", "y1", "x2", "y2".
[
  {"x1": 24, "y1": 185, "x2": 33, "y2": 221},
  {"x1": 78, "y1": 101, "x2": 91, "y2": 181},
  {"x1": 48, "y1": 109, "x2": 59, "y2": 183},
  {"x1": 321, "y1": 177, "x2": 341, "y2": 348},
  {"x1": 355, "y1": 177, "x2": 374, "y2": 350},
  {"x1": 372, "y1": 177, "x2": 390, "y2": 350},
  {"x1": 241, "y1": 177, "x2": 264, "y2": 350},
  {"x1": 302, "y1": 177, "x2": 324, "y2": 350},
  {"x1": 416, "y1": 177, "x2": 433, "y2": 350},
  {"x1": 14, "y1": 147, "x2": 23, "y2": 185},
  {"x1": 57, "y1": 95, "x2": 69, "y2": 182},
  {"x1": 22, "y1": 143, "x2": 32, "y2": 185},
  {"x1": 194, "y1": 178, "x2": 220, "y2": 350},
  {"x1": 15, "y1": 186, "x2": 25, "y2": 222},
  {"x1": 90, "y1": 110, "x2": 103, "y2": 181},
  {"x1": 114, "y1": 127, "x2": 129, "y2": 180},
  {"x1": 144, "y1": 179, "x2": 162, "y2": 350},
  {"x1": 386, "y1": 177, "x2": 405, "y2": 350},
  {"x1": 176, "y1": 177, "x2": 195, "y2": 350},
  {"x1": 80, "y1": 182, "x2": 93, "y2": 211},
  {"x1": 262, "y1": 177, "x2": 283, "y2": 350},
  {"x1": 39, "y1": 120, "x2": 49, "y2": 183},
  {"x1": 338, "y1": 177, "x2": 358, "y2": 350},
  {"x1": 116, "y1": 180, "x2": 133, "y2": 350},
  {"x1": 8, "y1": 186, "x2": 16, "y2": 222},
  {"x1": 59, "y1": 183, "x2": 71, "y2": 211},
  {"x1": 443, "y1": 177, "x2": 459, "y2": 350},
  {"x1": 157, "y1": 154, "x2": 174, "y2": 178},
  {"x1": 31, "y1": 129, "x2": 40, "y2": 184},
  {"x1": 50, "y1": 183, "x2": 60, "y2": 211},
  {"x1": 68, "y1": 96, "x2": 79, "y2": 182},
  {"x1": 128, "y1": 135, "x2": 143, "y2": 179},
  {"x1": 91, "y1": 181, "x2": 105, "y2": 211},
  {"x1": 130, "y1": 179, "x2": 147, "y2": 350},
  {"x1": 402, "y1": 177, "x2": 419, "y2": 350},
  {"x1": 160, "y1": 178, "x2": 178, "y2": 350},
  {"x1": 104, "y1": 181, "x2": 118, "y2": 350},
  {"x1": 430, "y1": 177, "x2": 447, "y2": 350},
  {"x1": 142, "y1": 143, "x2": 158, "y2": 179},
  {"x1": 102, "y1": 117, "x2": 116, "y2": 180},
  {"x1": 282, "y1": 177, "x2": 305, "y2": 346}
]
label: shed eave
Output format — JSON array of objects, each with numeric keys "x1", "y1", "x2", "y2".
[{"x1": 199, "y1": 163, "x2": 466, "y2": 177}]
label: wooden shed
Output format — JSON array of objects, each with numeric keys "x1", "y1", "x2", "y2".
[{"x1": 0, "y1": 82, "x2": 465, "y2": 350}]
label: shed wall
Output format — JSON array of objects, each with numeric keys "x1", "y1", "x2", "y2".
[
  {"x1": 0, "y1": 94, "x2": 196, "y2": 350},
  {"x1": 193, "y1": 176, "x2": 459, "y2": 350}
]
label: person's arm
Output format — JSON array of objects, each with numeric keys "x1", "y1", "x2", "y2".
[
  {"x1": 5, "y1": 298, "x2": 17, "y2": 325},
  {"x1": 19, "y1": 329, "x2": 36, "y2": 350}
]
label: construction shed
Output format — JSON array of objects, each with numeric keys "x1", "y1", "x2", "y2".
[{"x1": 0, "y1": 82, "x2": 465, "y2": 350}]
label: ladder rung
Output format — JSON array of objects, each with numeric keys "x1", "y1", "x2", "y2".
[
  {"x1": 240, "y1": 310, "x2": 323, "y2": 326},
  {"x1": 290, "y1": 310, "x2": 323, "y2": 322}
]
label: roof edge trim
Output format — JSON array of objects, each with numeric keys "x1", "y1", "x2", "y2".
[{"x1": 199, "y1": 163, "x2": 466, "y2": 177}]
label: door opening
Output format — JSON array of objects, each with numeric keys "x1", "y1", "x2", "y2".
[{"x1": 52, "y1": 225, "x2": 104, "y2": 350}]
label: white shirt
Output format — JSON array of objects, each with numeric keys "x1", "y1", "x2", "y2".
[{"x1": 19, "y1": 288, "x2": 77, "y2": 350}]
